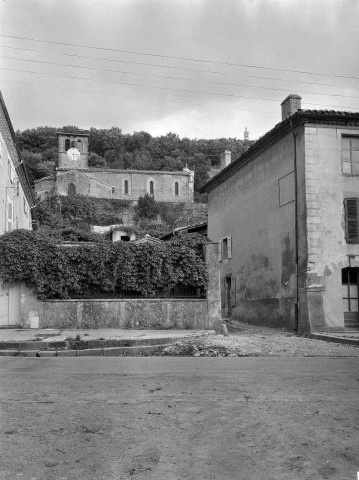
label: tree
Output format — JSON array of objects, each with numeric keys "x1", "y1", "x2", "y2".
[
  {"x1": 134, "y1": 194, "x2": 160, "y2": 221},
  {"x1": 88, "y1": 153, "x2": 107, "y2": 168}
]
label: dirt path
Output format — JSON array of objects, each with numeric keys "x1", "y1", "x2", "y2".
[
  {"x1": 160, "y1": 321, "x2": 359, "y2": 357},
  {"x1": 1, "y1": 357, "x2": 358, "y2": 480}
]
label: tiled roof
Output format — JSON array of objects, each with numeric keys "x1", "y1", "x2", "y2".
[{"x1": 201, "y1": 109, "x2": 359, "y2": 193}]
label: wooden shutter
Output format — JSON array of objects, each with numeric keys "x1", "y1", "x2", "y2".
[
  {"x1": 345, "y1": 198, "x2": 359, "y2": 243},
  {"x1": 7, "y1": 199, "x2": 13, "y2": 232},
  {"x1": 218, "y1": 241, "x2": 222, "y2": 262},
  {"x1": 227, "y1": 236, "x2": 232, "y2": 259}
]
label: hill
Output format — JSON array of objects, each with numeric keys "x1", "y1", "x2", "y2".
[{"x1": 16, "y1": 126, "x2": 254, "y2": 202}]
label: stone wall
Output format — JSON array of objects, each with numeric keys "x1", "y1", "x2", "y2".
[
  {"x1": 36, "y1": 168, "x2": 194, "y2": 203},
  {"x1": 19, "y1": 242, "x2": 222, "y2": 331},
  {"x1": 20, "y1": 295, "x2": 209, "y2": 330}
]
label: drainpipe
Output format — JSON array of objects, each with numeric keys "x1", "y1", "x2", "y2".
[{"x1": 290, "y1": 119, "x2": 299, "y2": 333}]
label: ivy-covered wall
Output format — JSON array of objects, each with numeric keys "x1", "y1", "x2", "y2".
[{"x1": 0, "y1": 230, "x2": 207, "y2": 300}]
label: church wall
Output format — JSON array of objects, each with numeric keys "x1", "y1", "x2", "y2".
[{"x1": 55, "y1": 169, "x2": 193, "y2": 202}]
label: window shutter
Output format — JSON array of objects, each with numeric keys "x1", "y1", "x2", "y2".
[
  {"x1": 227, "y1": 236, "x2": 232, "y2": 259},
  {"x1": 218, "y1": 241, "x2": 222, "y2": 262},
  {"x1": 345, "y1": 198, "x2": 359, "y2": 243},
  {"x1": 7, "y1": 199, "x2": 13, "y2": 232}
]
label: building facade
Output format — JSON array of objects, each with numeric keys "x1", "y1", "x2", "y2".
[
  {"x1": 35, "y1": 132, "x2": 194, "y2": 203},
  {"x1": 203, "y1": 95, "x2": 359, "y2": 333},
  {"x1": 0, "y1": 91, "x2": 35, "y2": 326}
]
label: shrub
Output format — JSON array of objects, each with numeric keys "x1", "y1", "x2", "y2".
[{"x1": 0, "y1": 230, "x2": 207, "y2": 299}]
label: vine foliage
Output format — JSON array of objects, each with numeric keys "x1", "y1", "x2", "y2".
[{"x1": 0, "y1": 230, "x2": 208, "y2": 299}]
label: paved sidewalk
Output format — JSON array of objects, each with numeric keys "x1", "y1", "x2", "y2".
[
  {"x1": 0, "y1": 328, "x2": 216, "y2": 357},
  {"x1": 0, "y1": 328, "x2": 214, "y2": 343}
]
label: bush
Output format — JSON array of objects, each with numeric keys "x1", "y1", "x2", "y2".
[
  {"x1": 0, "y1": 230, "x2": 207, "y2": 299},
  {"x1": 134, "y1": 194, "x2": 160, "y2": 221}
]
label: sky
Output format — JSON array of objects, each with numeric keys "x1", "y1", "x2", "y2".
[{"x1": 0, "y1": 0, "x2": 358, "y2": 140}]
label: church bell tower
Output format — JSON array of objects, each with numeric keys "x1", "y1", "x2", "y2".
[{"x1": 57, "y1": 132, "x2": 89, "y2": 170}]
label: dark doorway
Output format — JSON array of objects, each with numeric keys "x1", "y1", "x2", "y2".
[{"x1": 225, "y1": 277, "x2": 232, "y2": 317}]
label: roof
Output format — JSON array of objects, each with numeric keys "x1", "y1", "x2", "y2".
[
  {"x1": 161, "y1": 221, "x2": 207, "y2": 240},
  {"x1": 0, "y1": 91, "x2": 36, "y2": 207},
  {"x1": 131, "y1": 234, "x2": 164, "y2": 245},
  {"x1": 57, "y1": 132, "x2": 90, "y2": 137},
  {"x1": 56, "y1": 168, "x2": 191, "y2": 176},
  {"x1": 201, "y1": 109, "x2": 359, "y2": 193}
]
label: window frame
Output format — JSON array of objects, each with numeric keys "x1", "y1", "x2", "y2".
[{"x1": 341, "y1": 135, "x2": 359, "y2": 176}]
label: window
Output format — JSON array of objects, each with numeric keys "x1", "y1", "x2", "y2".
[
  {"x1": 149, "y1": 181, "x2": 154, "y2": 195},
  {"x1": 65, "y1": 139, "x2": 70, "y2": 151},
  {"x1": 342, "y1": 267, "x2": 359, "y2": 328},
  {"x1": 124, "y1": 179, "x2": 129, "y2": 195},
  {"x1": 342, "y1": 136, "x2": 359, "y2": 175},
  {"x1": 67, "y1": 183, "x2": 76, "y2": 196},
  {"x1": 220, "y1": 236, "x2": 232, "y2": 261},
  {"x1": 175, "y1": 182, "x2": 179, "y2": 197},
  {"x1": 23, "y1": 197, "x2": 28, "y2": 215},
  {"x1": 342, "y1": 268, "x2": 359, "y2": 312},
  {"x1": 344, "y1": 198, "x2": 359, "y2": 243},
  {"x1": 77, "y1": 139, "x2": 82, "y2": 152}
]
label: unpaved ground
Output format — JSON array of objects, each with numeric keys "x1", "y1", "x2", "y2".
[
  {"x1": 161, "y1": 321, "x2": 359, "y2": 357},
  {"x1": 0, "y1": 356, "x2": 358, "y2": 480}
]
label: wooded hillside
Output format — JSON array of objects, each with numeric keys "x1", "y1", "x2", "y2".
[{"x1": 16, "y1": 126, "x2": 254, "y2": 201}]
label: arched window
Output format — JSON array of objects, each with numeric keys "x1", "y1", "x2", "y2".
[
  {"x1": 149, "y1": 181, "x2": 154, "y2": 195},
  {"x1": 124, "y1": 179, "x2": 129, "y2": 195},
  {"x1": 68, "y1": 183, "x2": 76, "y2": 196},
  {"x1": 65, "y1": 139, "x2": 70, "y2": 151},
  {"x1": 175, "y1": 182, "x2": 179, "y2": 196}
]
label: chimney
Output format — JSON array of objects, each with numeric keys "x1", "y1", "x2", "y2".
[
  {"x1": 220, "y1": 150, "x2": 232, "y2": 170},
  {"x1": 281, "y1": 94, "x2": 302, "y2": 120}
]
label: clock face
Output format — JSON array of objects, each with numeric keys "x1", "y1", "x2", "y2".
[{"x1": 67, "y1": 147, "x2": 81, "y2": 161}]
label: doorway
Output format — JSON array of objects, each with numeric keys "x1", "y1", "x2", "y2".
[
  {"x1": 0, "y1": 283, "x2": 21, "y2": 326},
  {"x1": 225, "y1": 276, "x2": 232, "y2": 318},
  {"x1": 342, "y1": 267, "x2": 359, "y2": 330}
]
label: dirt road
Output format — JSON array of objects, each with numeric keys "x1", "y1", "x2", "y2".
[{"x1": 1, "y1": 356, "x2": 358, "y2": 480}]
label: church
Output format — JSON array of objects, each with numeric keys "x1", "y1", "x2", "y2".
[{"x1": 35, "y1": 132, "x2": 194, "y2": 203}]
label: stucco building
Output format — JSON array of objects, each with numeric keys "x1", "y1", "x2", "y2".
[
  {"x1": 0, "y1": 91, "x2": 35, "y2": 326},
  {"x1": 35, "y1": 132, "x2": 194, "y2": 203},
  {"x1": 202, "y1": 95, "x2": 359, "y2": 333}
]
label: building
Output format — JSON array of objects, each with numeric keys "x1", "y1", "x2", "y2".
[
  {"x1": 35, "y1": 132, "x2": 194, "y2": 203},
  {"x1": 0, "y1": 91, "x2": 35, "y2": 326},
  {"x1": 202, "y1": 94, "x2": 359, "y2": 333}
]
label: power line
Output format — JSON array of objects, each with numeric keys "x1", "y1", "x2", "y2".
[
  {"x1": 1, "y1": 44, "x2": 358, "y2": 92},
  {"x1": 2, "y1": 66, "x2": 358, "y2": 111},
  {"x1": 2, "y1": 54, "x2": 358, "y2": 100},
  {"x1": 0, "y1": 77, "x2": 278, "y2": 115},
  {"x1": 1, "y1": 33, "x2": 359, "y2": 81}
]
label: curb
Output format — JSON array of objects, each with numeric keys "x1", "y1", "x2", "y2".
[
  {"x1": 0, "y1": 336, "x2": 188, "y2": 351},
  {"x1": 0, "y1": 343, "x2": 174, "y2": 357},
  {"x1": 308, "y1": 333, "x2": 359, "y2": 347}
]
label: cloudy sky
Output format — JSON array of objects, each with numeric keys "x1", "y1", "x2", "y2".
[{"x1": 0, "y1": 0, "x2": 358, "y2": 140}]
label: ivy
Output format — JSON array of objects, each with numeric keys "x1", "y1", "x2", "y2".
[{"x1": 0, "y1": 230, "x2": 207, "y2": 299}]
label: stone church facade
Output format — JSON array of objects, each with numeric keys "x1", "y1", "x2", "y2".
[{"x1": 35, "y1": 132, "x2": 194, "y2": 203}]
